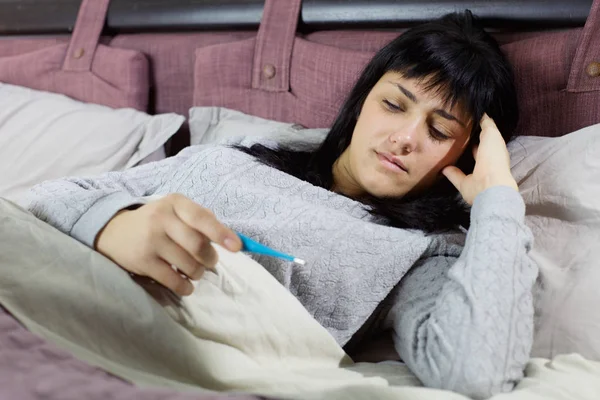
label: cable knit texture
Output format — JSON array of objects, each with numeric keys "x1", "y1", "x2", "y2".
[
  {"x1": 383, "y1": 186, "x2": 538, "y2": 399},
  {"x1": 25, "y1": 143, "x2": 538, "y2": 399}
]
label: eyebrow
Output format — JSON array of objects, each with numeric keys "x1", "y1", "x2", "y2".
[{"x1": 389, "y1": 81, "x2": 466, "y2": 127}]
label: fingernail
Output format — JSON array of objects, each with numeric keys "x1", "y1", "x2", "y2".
[
  {"x1": 224, "y1": 237, "x2": 239, "y2": 252},
  {"x1": 192, "y1": 267, "x2": 206, "y2": 280},
  {"x1": 185, "y1": 283, "x2": 194, "y2": 296}
]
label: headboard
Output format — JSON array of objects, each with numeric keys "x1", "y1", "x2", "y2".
[
  {"x1": 0, "y1": 0, "x2": 592, "y2": 33},
  {"x1": 0, "y1": 0, "x2": 598, "y2": 155}
]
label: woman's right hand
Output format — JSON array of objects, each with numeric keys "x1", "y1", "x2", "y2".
[
  {"x1": 95, "y1": 193, "x2": 242, "y2": 296},
  {"x1": 442, "y1": 114, "x2": 518, "y2": 206}
]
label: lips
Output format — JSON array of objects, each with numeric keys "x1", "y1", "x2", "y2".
[{"x1": 377, "y1": 151, "x2": 408, "y2": 173}]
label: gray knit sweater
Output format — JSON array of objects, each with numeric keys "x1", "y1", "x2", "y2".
[{"x1": 25, "y1": 144, "x2": 538, "y2": 399}]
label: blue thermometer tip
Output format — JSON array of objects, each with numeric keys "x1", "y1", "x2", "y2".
[{"x1": 236, "y1": 232, "x2": 305, "y2": 265}]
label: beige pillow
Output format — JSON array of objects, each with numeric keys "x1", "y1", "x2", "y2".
[
  {"x1": 508, "y1": 126, "x2": 600, "y2": 361},
  {"x1": 0, "y1": 83, "x2": 184, "y2": 203}
]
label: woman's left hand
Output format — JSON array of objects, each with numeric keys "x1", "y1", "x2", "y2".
[{"x1": 442, "y1": 114, "x2": 518, "y2": 206}]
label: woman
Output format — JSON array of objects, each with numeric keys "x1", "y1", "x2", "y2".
[{"x1": 26, "y1": 11, "x2": 536, "y2": 400}]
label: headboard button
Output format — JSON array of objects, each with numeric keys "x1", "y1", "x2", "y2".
[
  {"x1": 73, "y1": 48, "x2": 85, "y2": 59},
  {"x1": 263, "y1": 64, "x2": 276, "y2": 79},
  {"x1": 586, "y1": 61, "x2": 600, "y2": 77}
]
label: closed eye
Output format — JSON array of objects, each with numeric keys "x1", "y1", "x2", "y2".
[
  {"x1": 383, "y1": 99, "x2": 404, "y2": 112},
  {"x1": 429, "y1": 128, "x2": 450, "y2": 142}
]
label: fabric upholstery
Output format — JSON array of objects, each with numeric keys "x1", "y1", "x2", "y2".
[
  {"x1": 2, "y1": 2, "x2": 599, "y2": 137},
  {"x1": 0, "y1": 0, "x2": 148, "y2": 110},
  {"x1": 194, "y1": 37, "x2": 372, "y2": 129},
  {"x1": 190, "y1": 0, "x2": 600, "y2": 138},
  {"x1": 3, "y1": 1, "x2": 598, "y2": 138}
]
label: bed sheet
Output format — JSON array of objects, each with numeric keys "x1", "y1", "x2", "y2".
[
  {"x1": 0, "y1": 305, "x2": 267, "y2": 400},
  {"x1": 1, "y1": 198, "x2": 599, "y2": 400}
]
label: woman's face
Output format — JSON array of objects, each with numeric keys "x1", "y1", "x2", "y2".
[{"x1": 333, "y1": 71, "x2": 473, "y2": 199}]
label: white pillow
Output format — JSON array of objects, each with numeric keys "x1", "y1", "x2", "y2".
[
  {"x1": 188, "y1": 106, "x2": 328, "y2": 146},
  {"x1": 0, "y1": 83, "x2": 184, "y2": 203},
  {"x1": 508, "y1": 127, "x2": 600, "y2": 361}
]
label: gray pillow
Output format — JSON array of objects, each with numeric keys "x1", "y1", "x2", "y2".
[
  {"x1": 508, "y1": 126, "x2": 600, "y2": 361},
  {"x1": 188, "y1": 106, "x2": 327, "y2": 147}
]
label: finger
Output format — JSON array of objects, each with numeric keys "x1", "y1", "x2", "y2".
[
  {"x1": 480, "y1": 113, "x2": 496, "y2": 130},
  {"x1": 479, "y1": 113, "x2": 506, "y2": 143},
  {"x1": 442, "y1": 165, "x2": 466, "y2": 190},
  {"x1": 170, "y1": 195, "x2": 242, "y2": 252},
  {"x1": 146, "y1": 257, "x2": 194, "y2": 296},
  {"x1": 479, "y1": 113, "x2": 498, "y2": 137},
  {"x1": 157, "y1": 236, "x2": 206, "y2": 280},
  {"x1": 163, "y1": 217, "x2": 218, "y2": 271}
]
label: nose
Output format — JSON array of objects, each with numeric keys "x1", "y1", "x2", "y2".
[{"x1": 388, "y1": 120, "x2": 421, "y2": 154}]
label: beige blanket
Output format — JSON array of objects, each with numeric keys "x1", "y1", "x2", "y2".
[{"x1": 0, "y1": 198, "x2": 599, "y2": 400}]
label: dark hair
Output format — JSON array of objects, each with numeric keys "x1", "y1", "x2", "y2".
[{"x1": 235, "y1": 10, "x2": 518, "y2": 233}]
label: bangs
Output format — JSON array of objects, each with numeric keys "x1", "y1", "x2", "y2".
[
  {"x1": 389, "y1": 59, "x2": 495, "y2": 135},
  {"x1": 393, "y1": 68, "x2": 469, "y2": 116},
  {"x1": 382, "y1": 11, "x2": 516, "y2": 136}
]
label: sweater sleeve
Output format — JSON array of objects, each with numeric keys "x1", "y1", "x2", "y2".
[
  {"x1": 383, "y1": 186, "x2": 538, "y2": 399},
  {"x1": 24, "y1": 145, "x2": 203, "y2": 248}
]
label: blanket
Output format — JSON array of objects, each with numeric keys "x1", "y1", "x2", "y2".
[{"x1": 1, "y1": 198, "x2": 599, "y2": 400}]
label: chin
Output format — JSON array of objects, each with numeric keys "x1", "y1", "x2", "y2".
[
  {"x1": 371, "y1": 190, "x2": 407, "y2": 199},
  {"x1": 363, "y1": 176, "x2": 406, "y2": 199},
  {"x1": 365, "y1": 182, "x2": 407, "y2": 199},
  {"x1": 356, "y1": 164, "x2": 403, "y2": 197}
]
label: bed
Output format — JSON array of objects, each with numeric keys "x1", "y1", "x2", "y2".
[{"x1": 1, "y1": 0, "x2": 600, "y2": 399}]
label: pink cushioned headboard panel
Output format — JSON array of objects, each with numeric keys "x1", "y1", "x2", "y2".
[
  {"x1": 192, "y1": 0, "x2": 600, "y2": 138},
  {"x1": 1, "y1": 0, "x2": 599, "y2": 146},
  {"x1": 0, "y1": 0, "x2": 148, "y2": 111},
  {"x1": 195, "y1": 36, "x2": 373, "y2": 129}
]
